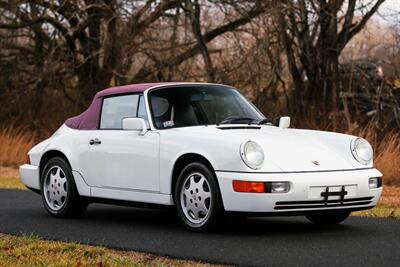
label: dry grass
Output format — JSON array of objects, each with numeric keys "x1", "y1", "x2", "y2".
[
  {"x1": 353, "y1": 128, "x2": 400, "y2": 186},
  {"x1": 0, "y1": 126, "x2": 35, "y2": 167},
  {"x1": 0, "y1": 233, "x2": 217, "y2": 267},
  {"x1": 353, "y1": 204, "x2": 400, "y2": 219},
  {"x1": 0, "y1": 167, "x2": 25, "y2": 190},
  {"x1": 352, "y1": 186, "x2": 400, "y2": 219},
  {"x1": 378, "y1": 186, "x2": 400, "y2": 206},
  {"x1": 0, "y1": 176, "x2": 25, "y2": 190},
  {"x1": 0, "y1": 167, "x2": 19, "y2": 178},
  {"x1": 374, "y1": 133, "x2": 400, "y2": 186}
]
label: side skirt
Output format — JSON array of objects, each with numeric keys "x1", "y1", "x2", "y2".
[
  {"x1": 82, "y1": 196, "x2": 174, "y2": 211},
  {"x1": 90, "y1": 186, "x2": 174, "y2": 206}
]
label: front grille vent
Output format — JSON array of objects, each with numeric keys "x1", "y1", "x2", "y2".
[{"x1": 274, "y1": 196, "x2": 374, "y2": 210}]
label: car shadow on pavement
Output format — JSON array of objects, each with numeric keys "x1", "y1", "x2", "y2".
[{"x1": 73, "y1": 203, "x2": 359, "y2": 237}]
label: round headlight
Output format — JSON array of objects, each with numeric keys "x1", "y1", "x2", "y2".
[
  {"x1": 351, "y1": 138, "x2": 373, "y2": 165},
  {"x1": 240, "y1": 141, "x2": 264, "y2": 169}
]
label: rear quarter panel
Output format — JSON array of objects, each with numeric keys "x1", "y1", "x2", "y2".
[{"x1": 30, "y1": 125, "x2": 92, "y2": 180}]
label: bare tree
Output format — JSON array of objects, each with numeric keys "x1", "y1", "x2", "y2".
[
  {"x1": 184, "y1": 0, "x2": 215, "y2": 82},
  {"x1": 1, "y1": 0, "x2": 395, "y2": 134},
  {"x1": 273, "y1": 0, "x2": 385, "y2": 116},
  {"x1": 0, "y1": 0, "x2": 267, "y2": 110}
]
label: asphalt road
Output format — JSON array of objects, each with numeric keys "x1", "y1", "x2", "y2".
[{"x1": 1, "y1": 189, "x2": 399, "y2": 266}]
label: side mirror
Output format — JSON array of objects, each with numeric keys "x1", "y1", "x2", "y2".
[
  {"x1": 122, "y1": 118, "x2": 147, "y2": 135},
  {"x1": 279, "y1": 116, "x2": 291, "y2": 129}
]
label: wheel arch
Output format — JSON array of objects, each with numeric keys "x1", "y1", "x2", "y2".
[
  {"x1": 39, "y1": 150, "x2": 71, "y2": 178},
  {"x1": 171, "y1": 153, "x2": 217, "y2": 198}
]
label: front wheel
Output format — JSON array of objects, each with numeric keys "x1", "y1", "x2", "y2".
[
  {"x1": 174, "y1": 162, "x2": 223, "y2": 232},
  {"x1": 41, "y1": 157, "x2": 88, "y2": 218},
  {"x1": 306, "y1": 211, "x2": 351, "y2": 225}
]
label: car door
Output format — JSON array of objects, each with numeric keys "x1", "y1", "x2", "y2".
[{"x1": 87, "y1": 94, "x2": 160, "y2": 192}]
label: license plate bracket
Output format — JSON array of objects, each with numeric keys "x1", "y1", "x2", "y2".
[{"x1": 321, "y1": 186, "x2": 348, "y2": 205}]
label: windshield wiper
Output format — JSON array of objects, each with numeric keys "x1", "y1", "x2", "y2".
[
  {"x1": 217, "y1": 117, "x2": 274, "y2": 126},
  {"x1": 256, "y1": 118, "x2": 273, "y2": 125},
  {"x1": 217, "y1": 117, "x2": 256, "y2": 126}
]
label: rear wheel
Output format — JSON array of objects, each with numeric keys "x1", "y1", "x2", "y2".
[
  {"x1": 174, "y1": 162, "x2": 223, "y2": 232},
  {"x1": 41, "y1": 157, "x2": 88, "y2": 218},
  {"x1": 306, "y1": 211, "x2": 351, "y2": 225}
]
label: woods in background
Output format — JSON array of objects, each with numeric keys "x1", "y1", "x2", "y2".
[{"x1": 0, "y1": 0, "x2": 398, "y2": 136}]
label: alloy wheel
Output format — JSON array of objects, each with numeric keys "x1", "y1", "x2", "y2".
[
  {"x1": 180, "y1": 172, "x2": 212, "y2": 225},
  {"x1": 43, "y1": 166, "x2": 68, "y2": 211}
]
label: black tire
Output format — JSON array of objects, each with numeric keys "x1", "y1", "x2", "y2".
[
  {"x1": 40, "y1": 157, "x2": 88, "y2": 218},
  {"x1": 306, "y1": 211, "x2": 351, "y2": 225},
  {"x1": 174, "y1": 162, "x2": 223, "y2": 232}
]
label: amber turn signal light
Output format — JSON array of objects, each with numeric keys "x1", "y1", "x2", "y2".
[{"x1": 232, "y1": 180, "x2": 265, "y2": 193}]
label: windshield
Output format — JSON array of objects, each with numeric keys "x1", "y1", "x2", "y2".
[{"x1": 148, "y1": 85, "x2": 265, "y2": 129}]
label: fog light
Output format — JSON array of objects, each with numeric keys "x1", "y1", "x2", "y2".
[
  {"x1": 266, "y1": 182, "x2": 291, "y2": 193},
  {"x1": 369, "y1": 177, "x2": 382, "y2": 189}
]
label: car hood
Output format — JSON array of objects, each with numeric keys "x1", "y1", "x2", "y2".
[
  {"x1": 248, "y1": 126, "x2": 355, "y2": 172},
  {"x1": 172, "y1": 125, "x2": 359, "y2": 172}
]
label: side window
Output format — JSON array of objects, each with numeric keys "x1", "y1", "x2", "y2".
[
  {"x1": 100, "y1": 94, "x2": 139, "y2": 129},
  {"x1": 137, "y1": 95, "x2": 150, "y2": 128}
]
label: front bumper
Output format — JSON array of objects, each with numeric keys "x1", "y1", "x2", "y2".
[
  {"x1": 19, "y1": 164, "x2": 40, "y2": 190},
  {"x1": 216, "y1": 168, "x2": 382, "y2": 213}
]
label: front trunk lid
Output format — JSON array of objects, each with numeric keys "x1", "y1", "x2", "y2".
[{"x1": 256, "y1": 127, "x2": 354, "y2": 172}]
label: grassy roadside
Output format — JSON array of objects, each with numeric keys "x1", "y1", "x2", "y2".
[
  {"x1": 0, "y1": 167, "x2": 25, "y2": 190},
  {"x1": 353, "y1": 204, "x2": 400, "y2": 219},
  {"x1": 0, "y1": 176, "x2": 25, "y2": 190},
  {"x1": 353, "y1": 186, "x2": 400, "y2": 219},
  {"x1": 0, "y1": 233, "x2": 215, "y2": 267}
]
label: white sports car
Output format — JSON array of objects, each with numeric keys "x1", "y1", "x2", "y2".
[{"x1": 20, "y1": 82, "x2": 382, "y2": 231}]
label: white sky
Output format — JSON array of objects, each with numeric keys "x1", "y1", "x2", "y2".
[{"x1": 375, "y1": 0, "x2": 400, "y2": 24}]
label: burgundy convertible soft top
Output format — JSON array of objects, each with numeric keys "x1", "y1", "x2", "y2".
[{"x1": 65, "y1": 82, "x2": 179, "y2": 130}]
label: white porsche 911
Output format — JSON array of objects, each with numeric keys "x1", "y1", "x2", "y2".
[{"x1": 19, "y1": 82, "x2": 382, "y2": 231}]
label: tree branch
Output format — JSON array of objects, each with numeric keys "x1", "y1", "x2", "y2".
[
  {"x1": 131, "y1": 2, "x2": 266, "y2": 82},
  {"x1": 337, "y1": 0, "x2": 385, "y2": 50}
]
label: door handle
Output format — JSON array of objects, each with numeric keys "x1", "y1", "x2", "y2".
[{"x1": 89, "y1": 138, "x2": 101, "y2": 145}]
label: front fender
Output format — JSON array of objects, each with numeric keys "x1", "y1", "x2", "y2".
[{"x1": 157, "y1": 129, "x2": 282, "y2": 194}]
